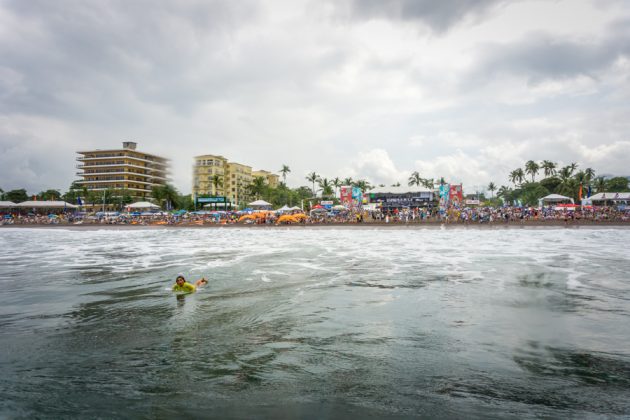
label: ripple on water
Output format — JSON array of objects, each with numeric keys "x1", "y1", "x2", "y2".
[{"x1": 0, "y1": 227, "x2": 629, "y2": 418}]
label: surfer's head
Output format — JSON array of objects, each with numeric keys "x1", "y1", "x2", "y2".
[{"x1": 176, "y1": 275, "x2": 185, "y2": 286}]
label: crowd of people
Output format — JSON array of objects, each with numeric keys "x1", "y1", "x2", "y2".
[{"x1": 1, "y1": 204, "x2": 629, "y2": 226}]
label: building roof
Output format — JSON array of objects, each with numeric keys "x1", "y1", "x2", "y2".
[
  {"x1": 0, "y1": 201, "x2": 17, "y2": 208},
  {"x1": 368, "y1": 186, "x2": 433, "y2": 194},
  {"x1": 77, "y1": 146, "x2": 169, "y2": 160}
]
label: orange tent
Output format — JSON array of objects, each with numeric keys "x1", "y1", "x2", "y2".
[
  {"x1": 276, "y1": 215, "x2": 298, "y2": 224},
  {"x1": 238, "y1": 214, "x2": 257, "y2": 222}
]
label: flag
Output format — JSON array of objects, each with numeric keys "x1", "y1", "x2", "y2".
[
  {"x1": 578, "y1": 184, "x2": 583, "y2": 201},
  {"x1": 77, "y1": 196, "x2": 83, "y2": 206},
  {"x1": 587, "y1": 185, "x2": 592, "y2": 198}
]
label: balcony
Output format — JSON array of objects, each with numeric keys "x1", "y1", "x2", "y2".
[{"x1": 77, "y1": 155, "x2": 169, "y2": 167}]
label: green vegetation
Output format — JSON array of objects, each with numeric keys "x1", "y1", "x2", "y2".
[{"x1": 499, "y1": 162, "x2": 629, "y2": 206}]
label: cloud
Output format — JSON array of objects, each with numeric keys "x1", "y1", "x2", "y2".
[
  {"x1": 0, "y1": 0, "x2": 629, "y2": 195},
  {"x1": 327, "y1": 0, "x2": 511, "y2": 33},
  {"x1": 468, "y1": 19, "x2": 630, "y2": 86},
  {"x1": 341, "y1": 149, "x2": 409, "y2": 185}
]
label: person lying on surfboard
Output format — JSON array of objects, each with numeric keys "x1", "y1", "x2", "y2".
[
  {"x1": 195, "y1": 278, "x2": 208, "y2": 287},
  {"x1": 172, "y1": 274, "x2": 198, "y2": 293}
]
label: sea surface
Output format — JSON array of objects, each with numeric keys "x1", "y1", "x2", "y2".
[{"x1": 0, "y1": 226, "x2": 629, "y2": 419}]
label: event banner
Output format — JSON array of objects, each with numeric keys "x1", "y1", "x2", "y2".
[
  {"x1": 449, "y1": 184, "x2": 463, "y2": 205},
  {"x1": 340, "y1": 186, "x2": 353, "y2": 204}
]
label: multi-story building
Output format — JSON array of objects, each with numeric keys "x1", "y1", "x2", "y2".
[
  {"x1": 192, "y1": 154, "x2": 281, "y2": 208},
  {"x1": 192, "y1": 154, "x2": 228, "y2": 198},
  {"x1": 225, "y1": 162, "x2": 253, "y2": 207},
  {"x1": 252, "y1": 170, "x2": 280, "y2": 188},
  {"x1": 76, "y1": 142, "x2": 169, "y2": 201}
]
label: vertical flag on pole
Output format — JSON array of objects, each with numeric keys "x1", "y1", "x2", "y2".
[{"x1": 578, "y1": 184, "x2": 583, "y2": 201}]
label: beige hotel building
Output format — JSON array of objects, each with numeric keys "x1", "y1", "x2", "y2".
[
  {"x1": 193, "y1": 155, "x2": 279, "y2": 207},
  {"x1": 76, "y1": 142, "x2": 169, "y2": 201}
]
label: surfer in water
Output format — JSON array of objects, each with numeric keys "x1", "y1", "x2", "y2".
[
  {"x1": 195, "y1": 278, "x2": 208, "y2": 287},
  {"x1": 172, "y1": 274, "x2": 199, "y2": 293}
]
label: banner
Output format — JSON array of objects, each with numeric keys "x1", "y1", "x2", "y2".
[
  {"x1": 449, "y1": 184, "x2": 463, "y2": 205},
  {"x1": 340, "y1": 186, "x2": 353, "y2": 204}
]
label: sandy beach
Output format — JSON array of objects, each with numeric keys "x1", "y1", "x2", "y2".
[{"x1": 2, "y1": 220, "x2": 629, "y2": 230}]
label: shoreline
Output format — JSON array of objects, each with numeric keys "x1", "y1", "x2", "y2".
[{"x1": 2, "y1": 221, "x2": 629, "y2": 231}]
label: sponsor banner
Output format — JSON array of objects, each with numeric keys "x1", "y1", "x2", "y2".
[
  {"x1": 320, "y1": 200, "x2": 333, "y2": 205},
  {"x1": 340, "y1": 186, "x2": 353, "y2": 204},
  {"x1": 465, "y1": 199, "x2": 480, "y2": 205},
  {"x1": 352, "y1": 187, "x2": 362, "y2": 201},
  {"x1": 197, "y1": 196, "x2": 226, "y2": 203},
  {"x1": 449, "y1": 184, "x2": 463, "y2": 204}
]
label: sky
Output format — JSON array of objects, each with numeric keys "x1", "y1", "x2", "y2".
[{"x1": 1, "y1": 0, "x2": 629, "y2": 195}]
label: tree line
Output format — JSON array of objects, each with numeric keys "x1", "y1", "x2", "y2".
[
  {"x1": 489, "y1": 160, "x2": 629, "y2": 206},
  {"x1": 2, "y1": 161, "x2": 628, "y2": 210}
]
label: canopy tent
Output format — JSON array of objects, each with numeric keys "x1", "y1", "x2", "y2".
[
  {"x1": 589, "y1": 192, "x2": 630, "y2": 202},
  {"x1": 248, "y1": 199, "x2": 272, "y2": 207},
  {"x1": 289, "y1": 206, "x2": 302, "y2": 211},
  {"x1": 0, "y1": 201, "x2": 17, "y2": 208},
  {"x1": 538, "y1": 194, "x2": 574, "y2": 207},
  {"x1": 276, "y1": 205, "x2": 292, "y2": 212},
  {"x1": 16, "y1": 200, "x2": 78, "y2": 209},
  {"x1": 332, "y1": 205, "x2": 347, "y2": 211},
  {"x1": 127, "y1": 201, "x2": 160, "y2": 209}
]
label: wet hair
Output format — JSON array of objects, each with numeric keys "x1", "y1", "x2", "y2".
[{"x1": 176, "y1": 275, "x2": 185, "y2": 281}]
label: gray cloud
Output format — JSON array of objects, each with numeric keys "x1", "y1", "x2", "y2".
[
  {"x1": 327, "y1": 0, "x2": 510, "y2": 32},
  {"x1": 1, "y1": 0, "x2": 629, "y2": 195},
  {"x1": 469, "y1": 18, "x2": 630, "y2": 84}
]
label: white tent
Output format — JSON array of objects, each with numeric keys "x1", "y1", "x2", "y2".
[
  {"x1": 589, "y1": 192, "x2": 630, "y2": 201},
  {"x1": 248, "y1": 199, "x2": 272, "y2": 207},
  {"x1": 127, "y1": 201, "x2": 160, "y2": 209},
  {"x1": 538, "y1": 194, "x2": 574, "y2": 207},
  {"x1": 276, "y1": 205, "x2": 291, "y2": 212},
  {"x1": 17, "y1": 200, "x2": 78, "y2": 209},
  {"x1": 289, "y1": 206, "x2": 302, "y2": 211},
  {"x1": 0, "y1": 201, "x2": 16, "y2": 208}
]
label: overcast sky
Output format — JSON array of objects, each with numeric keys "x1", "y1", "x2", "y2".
[{"x1": 1, "y1": 0, "x2": 629, "y2": 195}]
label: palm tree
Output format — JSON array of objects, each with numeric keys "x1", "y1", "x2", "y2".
[
  {"x1": 541, "y1": 160, "x2": 557, "y2": 177},
  {"x1": 248, "y1": 176, "x2": 267, "y2": 200},
  {"x1": 584, "y1": 167, "x2": 595, "y2": 183},
  {"x1": 509, "y1": 169, "x2": 525, "y2": 186},
  {"x1": 211, "y1": 174, "x2": 223, "y2": 195},
  {"x1": 0, "y1": 187, "x2": 4, "y2": 201},
  {"x1": 568, "y1": 162, "x2": 578, "y2": 176},
  {"x1": 306, "y1": 172, "x2": 319, "y2": 197},
  {"x1": 487, "y1": 182, "x2": 496, "y2": 199},
  {"x1": 525, "y1": 160, "x2": 539, "y2": 182},
  {"x1": 342, "y1": 177, "x2": 353, "y2": 186},
  {"x1": 317, "y1": 177, "x2": 334, "y2": 198},
  {"x1": 152, "y1": 184, "x2": 179, "y2": 210},
  {"x1": 408, "y1": 171, "x2": 422, "y2": 186},
  {"x1": 497, "y1": 185, "x2": 512, "y2": 203},
  {"x1": 353, "y1": 179, "x2": 372, "y2": 192},
  {"x1": 279, "y1": 164, "x2": 291, "y2": 186},
  {"x1": 332, "y1": 177, "x2": 341, "y2": 198},
  {"x1": 422, "y1": 178, "x2": 435, "y2": 189},
  {"x1": 594, "y1": 177, "x2": 607, "y2": 193}
]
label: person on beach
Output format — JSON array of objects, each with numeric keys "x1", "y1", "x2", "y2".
[{"x1": 172, "y1": 275, "x2": 197, "y2": 293}]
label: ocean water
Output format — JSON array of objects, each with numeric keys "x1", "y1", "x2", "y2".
[{"x1": 0, "y1": 226, "x2": 629, "y2": 419}]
